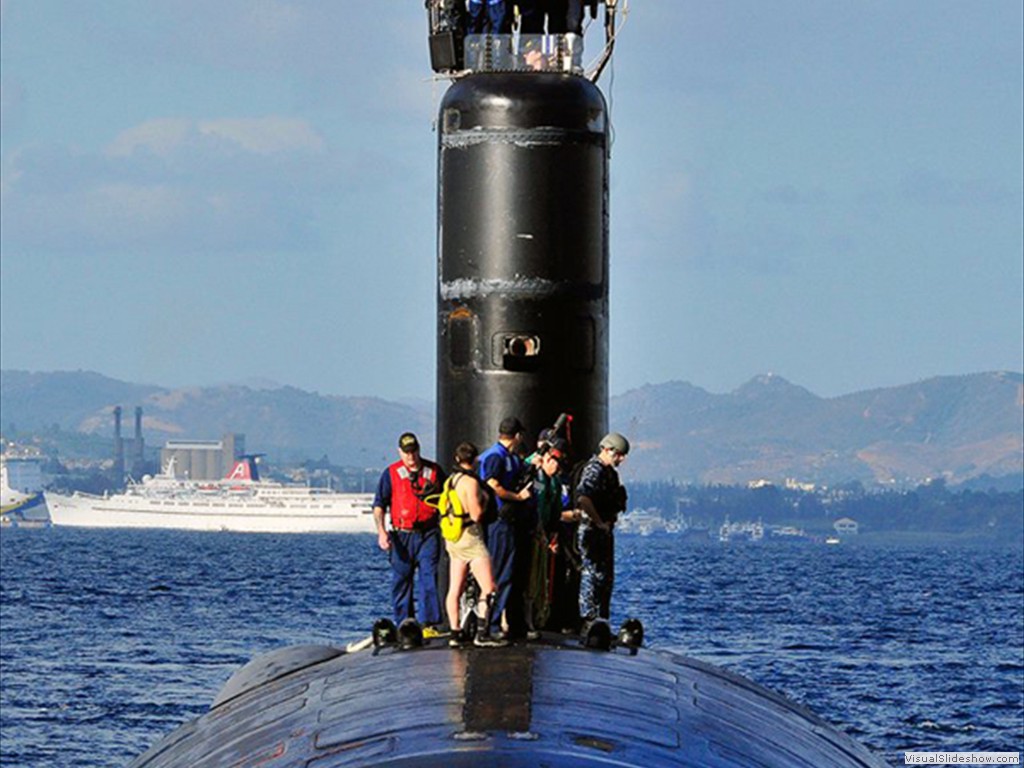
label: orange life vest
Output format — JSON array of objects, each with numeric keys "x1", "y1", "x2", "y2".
[{"x1": 387, "y1": 460, "x2": 440, "y2": 529}]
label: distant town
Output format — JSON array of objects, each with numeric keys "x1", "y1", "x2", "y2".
[{"x1": 3, "y1": 368, "x2": 1021, "y2": 540}]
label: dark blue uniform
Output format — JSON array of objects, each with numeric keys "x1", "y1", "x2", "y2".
[
  {"x1": 574, "y1": 456, "x2": 625, "y2": 622},
  {"x1": 519, "y1": 0, "x2": 584, "y2": 34},
  {"x1": 374, "y1": 462, "x2": 444, "y2": 626},
  {"x1": 468, "y1": 0, "x2": 510, "y2": 34},
  {"x1": 478, "y1": 441, "x2": 528, "y2": 634}
]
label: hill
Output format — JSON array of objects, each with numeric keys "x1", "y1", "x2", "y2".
[
  {"x1": 2, "y1": 369, "x2": 1021, "y2": 486},
  {"x1": 0, "y1": 370, "x2": 430, "y2": 468},
  {"x1": 612, "y1": 371, "x2": 1023, "y2": 485}
]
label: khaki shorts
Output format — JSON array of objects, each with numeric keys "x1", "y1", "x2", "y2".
[{"x1": 445, "y1": 522, "x2": 490, "y2": 563}]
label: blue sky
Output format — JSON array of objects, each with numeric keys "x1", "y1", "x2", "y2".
[{"x1": 2, "y1": 1, "x2": 1021, "y2": 401}]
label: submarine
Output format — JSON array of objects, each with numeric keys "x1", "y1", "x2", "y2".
[{"x1": 130, "y1": 4, "x2": 888, "y2": 766}]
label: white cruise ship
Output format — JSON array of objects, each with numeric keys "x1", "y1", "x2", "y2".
[{"x1": 46, "y1": 457, "x2": 376, "y2": 534}]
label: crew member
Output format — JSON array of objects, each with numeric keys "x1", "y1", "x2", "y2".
[
  {"x1": 468, "y1": 0, "x2": 511, "y2": 34},
  {"x1": 478, "y1": 416, "x2": 531, "y2": 639},
  {"x1": 444, "y1": 442, "x2": 503, "y2": 647},
  {"x1": 519, "y1": 0, "x2": 584, "y2": 35},
  {"x1": 525, "y1": 437, "x2": 568, "y2": 638},
  {"x1": 373, "y1": 432, "x2": 445, "y2": 633},
  {"x1": 573, "y1": 431, "x2": 629, "y2": 623}
]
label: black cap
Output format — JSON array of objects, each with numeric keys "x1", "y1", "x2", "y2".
[
  {"x1": 398, "y1": 432, "x2": 420, "y2": 453},
  {"x1": 499, "y1": 417, "x2": 525, "y2": 437}
]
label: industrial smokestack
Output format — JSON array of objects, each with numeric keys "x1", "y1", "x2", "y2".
[
  {"x1": 133, "y1": 406, "x2": 145, "y2": 476},
  {"x1": 113, "y1": 405, "x2": 125, "y2": 481}
]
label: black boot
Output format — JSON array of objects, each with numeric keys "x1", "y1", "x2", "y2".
[{"x1": 474, "y1": 592, "x2": 509, "y2": 647}]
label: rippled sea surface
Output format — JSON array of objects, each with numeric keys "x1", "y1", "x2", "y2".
[{"x1": 1, "y1": 528, "x2": 1021, "y2": 767}]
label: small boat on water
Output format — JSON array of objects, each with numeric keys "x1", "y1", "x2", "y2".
[
  {"x1": 46, "y1": 456, "x2": 375, "y2": 534},
  {"x1": 719, "y1": 517, "x2": 765, "y2": 543},
  {"x1": 617, "y1": 508, "x2": 680, "y2": 536},
  {"x1": 0, "y1": 491, "x2": 48, "y2": 528},
  {"x1": 1, "y1": 455, "x2": 50, "y2": 528},
  {"x1": 766, "y1": 525, "x2": 816, "y2": 543}
]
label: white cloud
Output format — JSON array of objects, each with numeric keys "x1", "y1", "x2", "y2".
[
  {"x1": 4, "y1": 114, "x2": 341, "y2": 254},
  {"x1": 107, "y1": 116, "x2": 324, "y2": 158},
  {"x1": 198, "y1": 117, "x2": 325, "y2": 155},
  {"x1": 106, "y1": 119, "x2": 192, "y2": 158}
]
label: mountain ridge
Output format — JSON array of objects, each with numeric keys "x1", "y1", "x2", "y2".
[{"x1": 2, "y1": 368, "x2": 1021, "y2": 486}]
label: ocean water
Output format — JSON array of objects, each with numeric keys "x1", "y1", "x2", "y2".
[{"x1": 1, "y1": 528, "x2": 1021, "y2": 767}]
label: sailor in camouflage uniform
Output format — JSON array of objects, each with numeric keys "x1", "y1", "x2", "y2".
[{"x1": 573, "y1": 432, "x2": 630, "y2": 623}]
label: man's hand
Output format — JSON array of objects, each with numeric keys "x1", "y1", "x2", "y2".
[
  {"x1": 577, "y1": 496, "x2": 608, "y2": 529},
  {"x1": 373, "y1": 508, "x2": 390, "y2": 550}
]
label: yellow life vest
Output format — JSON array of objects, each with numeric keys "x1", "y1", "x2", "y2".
[{"x1": 425, "y1": 473, "x2": 469, "y2": 542}]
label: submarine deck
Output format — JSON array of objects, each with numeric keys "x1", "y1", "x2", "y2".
[{"x1": 129, "y1": 631, "x2": 886, "y2": 767}]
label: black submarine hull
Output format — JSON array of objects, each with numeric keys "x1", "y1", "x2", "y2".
[
  {"x1": 437, "y1": 72, "x2": 609, "y2": 460},
  {"x1": 128, "y1": 634, "x2": 887, "y2": 767}
]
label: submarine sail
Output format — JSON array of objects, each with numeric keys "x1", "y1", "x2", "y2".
[{"x1": 436, "y1": 70, "x2": 609, "y2": 462}]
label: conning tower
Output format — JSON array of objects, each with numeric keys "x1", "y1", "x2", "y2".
[{"x1": 433, "y1": 4, "x2": 621, "y2": 462}]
